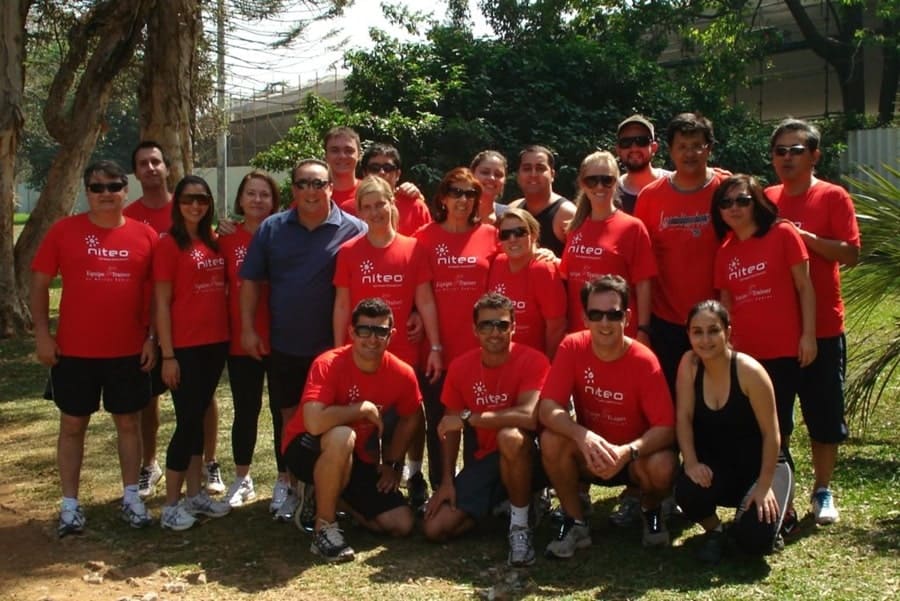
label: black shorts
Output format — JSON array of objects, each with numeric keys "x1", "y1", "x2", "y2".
[
  {"x1": 455, "y1": 438, "x2": 546, "y2": 519},
  {"x1": 586, "y1": 464, "x2": 636, "y2": 488},
  {"x1": 649, "y1": 314, "x2": 690, "y2": 398},
  {"x1": 48, "y1": 355, "x2": 151, "y2": 417},
  {"x1": 798, "y1": 335, "x2": 849, "y2": 444},
  {"x1": 149, "y1": 348, "x2": 168, "y2": 397},
  {"x1": 759, "y1": 357, "x2": 801, "y2": 440},
  {"x1": 268, "y1": 350, "x2": 315, "y2": 410}
]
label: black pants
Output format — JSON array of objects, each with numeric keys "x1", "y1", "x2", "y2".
[
  {"x1": 420, "y1": 371, "x2": 446, "y2": 489},
  {"x1": 227, "y1": 355, "x2": 274, "y2": 467}
]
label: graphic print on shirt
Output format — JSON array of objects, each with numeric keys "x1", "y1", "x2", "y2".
[
  {"x1": 657, "y1": 211, "x2": 709, "y2": 238},
  {"x1": 83, "y1": 233, "x2": 137, "y2": 283},
  {"x1": 359, "y1": 258, "x2": 405, "y2": 286}
]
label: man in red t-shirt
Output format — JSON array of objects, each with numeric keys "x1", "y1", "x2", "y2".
[
  {"x1": 281, "y1": 298, "x2": 422, "y2": 563},
  {"x1": 324, "y1": 126, "x2": 361, "y2": 208},
  {"x1": 539, "y1": 275, "x2": 677, "y2": 558},
  {"x1": 31, "y1": 160, "x2": 158, "y2": 537},
  {"x1": 765, "y1": 118, "x2": 861, "y2": 526},
  {"x1": 423, "y1": 292, "x2": 550, "y2": 567}
]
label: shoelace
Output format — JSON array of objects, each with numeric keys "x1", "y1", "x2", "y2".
[{"x1": 320, "y1": 524, "x2": 345, "y2": 547}]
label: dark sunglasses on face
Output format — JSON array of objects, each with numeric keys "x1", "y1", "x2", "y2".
[
  {"x1": 446, "y1": 186, "x2": 479, "y2": 201},
  {"x1": 717, "y1": 194, "x2": 754, "y2": 210},
  {"x1": 586, "y1": 309, "x2": 625, "y2": 322},
  {"x1": 365, "y1": 163, "x2": 398, "y2": 174},
  {"x1": 582, "y1": 174, "x2": 617, "y2": 189},
  {"x1": 617, "y1": 135, "x2": 652, "y2": 149},
  {"x1": 293, "y1": 178, "x2": 330, "y2": 190},
  {"x1": 87, "y1": 182, "x2": 126, "y2": 194},
  {"x1": 499, "y1": 226, "x2": 529, "y2": 241},
  {"x1": 476, "y1": 319, "x2": 513, "y2": 334},
  {"x1": 354, "y1": 324, "x2": 391, "y2": 339},
  {"x1": 178, "y1": 193, "x2": 212, "y2": 206},
  {"x1": 773, "y1": 144, "x2": 807, "y2": 157}
]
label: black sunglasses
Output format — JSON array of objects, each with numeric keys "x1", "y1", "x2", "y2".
[
  {"x1": 773, "y1": 144, "x2": 807, "y2": 157},
  {"x1": 353, "y1": 324, "x2": 391, "y2": 339},
  {"x1": 447, "y1": 186, "x2": 479, "y2": 200},
  {"x1": 717, "y1": 194, "x2": 754, "y2": 210},
  {"x1": 476, "y1": 319, "x2": 512, "y2": 333},
  {"x1": 293, "y1": 178, "x2": 330, "y2": 190},
  {"x1": 178, "y1": 193, "x2": 212, "y2": 206},
  {"x1": 365, "y1": 163, "x2": 398, "y2": 174},
  {"x1": 617, "y1": 135, "x2": 652, "y2": 149},
  {"x1": 582, "y1": 174, "x2": 617, "y2": 189},
  {"x1": 499, "y1": 226, "x2": 529, "y2": 241},
  {"x1": 87, "y1": 182, "x2": 126, "y2": 194},
  {"x1": 586, "y1": 309, "x2": 625, "y2": 322}
]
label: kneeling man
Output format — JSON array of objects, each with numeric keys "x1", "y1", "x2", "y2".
[
  {"x1": 424, "y1": 293, "x2": 550, "y2": 567},
  {"x1": 540, "y1": 275, "x2": 677, "y2": 558},
  {"x1": 282, "y1": 298, "x2": 421, "y2": 562}
]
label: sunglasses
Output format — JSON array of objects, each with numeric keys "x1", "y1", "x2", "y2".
[
  {"x1": 476, "y1": 319, "x2": 512, "y2": 334},
  {"x1": 365, "y1": 163, "x2": 398, "y2": 174},
  {"x1": 447, "y1": 186, "x2": 479, "y2": 201},
  {"x1": 353, "y1": 324, "x2": 391, "y2": 339},
  {"x1": 773, "y1": 144, "x2": 807, "y2": 157},
  {"x1": 617, "y1": 135, "x2": 652, "y2": 149},
  {"x1": 178, "y1": 193, "x2": 212, "y2": 206},
  {"x1": 586, "y1": 309, "x2": 625, "y2": 322},
  {"x1": 499, "y1": 226, "x2": 529, "y2": 241},
  {"x1": 717, "y1": 194, "x2": 753, "y2": 210},
  {"x1": 293, "y1": 178, "x2": 330, "y2": 190},
  {"x1": 87, "y1": 182, "x2": 126, "y2": 194},
  {"x1": 582, "y1": 174, "x2": 617, "y2": 189}
]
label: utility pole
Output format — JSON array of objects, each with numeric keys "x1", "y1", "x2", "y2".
[{"x1": 216, "y1": 0, "x2": 227, "y2": 217}]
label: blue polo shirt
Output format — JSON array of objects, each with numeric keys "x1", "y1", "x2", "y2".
[{"x1": 240, "y1": 203, "x2": 366, "y2": 356}]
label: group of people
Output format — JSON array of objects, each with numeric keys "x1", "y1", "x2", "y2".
[{"x1": 31, "y1": 113, "x2": 859, "y2": 569}]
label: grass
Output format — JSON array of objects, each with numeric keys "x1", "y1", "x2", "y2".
[{"x1": 0, "y1": 296, "x2": 897, "y2": 600}]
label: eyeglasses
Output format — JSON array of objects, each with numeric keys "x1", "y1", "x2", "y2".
[
  {"x1": 87, "y1": 182, "x2": 126, "y2": 194},
  {"x1": 673, "y1": 143, "x2": 710, "y2": 155},
  {"x1": 293, "y1": 178, "x2": 330, "y2": 190},
  {"x1": 178, "y1": 193, "x2": 212, "y2": 206},
  {"x1": 773, "y1": 144, "x2": 807, "y2": 157},
  {"x1": 447, "y1": 186, "x2": 479, "y2": 200},
  {"x1": 582, "y1": 174, "x2": 616, "y2": 189},
  {"x1": 499, "y1": 226, "x2": 529, "y2": 241},
  {"x1": 476, "y1": 319, "x2": 512, "y2": 333},
  {"x1": 365, "y1": 163, "x2": 398, "y2": 174},
  {"x1": 717, "y1": 194, "x2": 753, "y2": 210},
  {"x1": 617, "y1": 135, "x2": 652, "y2": 149},
  {"x1": 353, "y1": 324, "x2": 392, "y2": 339},
  {"x1": 586, "y1": 309, "x2": 625, "y2": 322}
]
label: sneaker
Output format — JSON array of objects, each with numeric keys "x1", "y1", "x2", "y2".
[
  {"x1": 550, "y1": 491, "x2": 593, "y2": 523},
  {"x1": 508, "y1": 525, "x2": 536, "y2": 567},
  {"x1": 545, "y1": 517, "x2": 591, "y2": 559},
  {"x1": 696, "y1": 529, "x2": 726, "y2": 564},
  {"x1": 187, "y1": 490, "x2": 231, "y2": 518},
  {"x1": 311, "y1": 520, "x2": 355, "y2": 562},
  {"x1": 270, "y1": 479, "x2": 291, "y2": 513},
  {"x1": 531, "y1": 488, "x2": 552, "y2": 528},
  {"x1": 661, "y1": 494, "x2": 683, "y2": 518},
  {"x1": 407, "y1": 472, "x2": 428, "y2": 511},
  {"x1": 779, "y1": 506, "x2": 799, "y2": 538},
  {"x1": 57, "y1": 505, "x2": 86, "y2": 538},
  {"x1": 225, "y1": 477, "x2": 257, "y2": 508},
  {"x1": 204, "y1": 461, "x2": 226, "y2": 494},
  {"x1": 608, "y1": 495, "x2": 640, "y2": 528},
  {"x1": 811, "y1": 488, "x2": 839, "y2": 524},
  {"x1": 274, "y1": 488, "x2": 299, "y2": 522},
  {"x1": 294, "y1": 482, "x2": 316, "y2": 533},
  {"x1": 121, "y1": 499, "x2": 153, "y2": 528},
  {"x1": 161, "y1": 502, "x2": 197, "y2": 531},
  {"x1": 138, "y1": 463, "x2": 163, "y2": 499},
  {"x1": 641, "y1": 507, "x2": 670, "y2": 547}
]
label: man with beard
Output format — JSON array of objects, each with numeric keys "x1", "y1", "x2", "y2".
[{"x1": 615, "y1": 115, "x2": 670, "y2": 214}]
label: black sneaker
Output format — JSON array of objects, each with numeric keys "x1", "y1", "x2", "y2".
[
  {"x1": 407, "y1": 472, "x2": 428, "y2": 511},
  {"x1": 779, "y1": 507, "x2": 799, "y2": 538},
  {"x1": 641, "y1": 507, "x2": 670, "y2": 547},
  {"x1": 697, "y1": 529, "x2": 726, "y2": 564},
  {"x1": 310, "y1": 521, "x2": 355, "y2": 563}
]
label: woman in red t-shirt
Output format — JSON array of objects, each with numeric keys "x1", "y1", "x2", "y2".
[
  {"x1": 470, "y1": 150, "x2": 510, "y2": 225},
  {"x1": 154, "y1": 175, "x2": 231, "y2": 531}
]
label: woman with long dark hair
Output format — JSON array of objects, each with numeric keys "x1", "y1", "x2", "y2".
[{"x1": 470, "y1": 150, "x2": 510, "y2": 225}]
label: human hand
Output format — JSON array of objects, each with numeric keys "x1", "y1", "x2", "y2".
[
  {"x1": 161, "y1": 357, "x2": 180, "y2": 390},
  {"x1": 685, "y1": 461, "x2": 713, "y2": 488},
  {"x1": 406, "y1": 311, "x2": 424, "y2": 343},
  {"x1": 798, "y1": 334, "x2": 817, "y2": 367},
  {"x1": 437, "y1": 414, "x2": 464, "y2": 440},
  {"x1": 35, "y1": 332, "x2": 60, "y2": 367},
  {"x1": 424, "y1": 481, "x2": 456, "y2": 520}
]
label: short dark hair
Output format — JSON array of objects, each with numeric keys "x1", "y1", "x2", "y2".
[
  {"x1": 292, "y1": 158, "x2": 333, "y2": 183},
  {"x1": 472, "y1": 292, "x2": 515, "y2": 324},
  {"x1": 361, "y1": 143, "x2": 402, "y2": 172},
  {"x1": 518, "y1": 145, "x2": 555, "y2": 169},
  {"x1": 233, "y1": 170, "x2": 280, "y2": 216},
  {"x1": 470, "y1": 150, "x2": 508, "y2": 172},
  {"x1": 666, "y1": 112, "x2": 715, "y2": 147},
  {"x1": 580, "y1": 274, "x2": 630, "y2": 313},
  {"x1": 131, "y1": 140, "x2": 169, "y2": 173},
  {"x1": 769, "y1": 117, "x2": 821, "y2": 152},
  {"x1": 687, "y1": 299, "x2": 731, "y2": 330},
  {"x1": 711, "y1": 174, "x2": 778, "y2": 240},
  {"x1": 170, "y1": 175, "x2": 217, "y2": 252},
  {"x1": 432, "y1": 167, "x2": 483, "y2": 224},
  {"x1": 323, "y1": 126, "x2": 361, "y2": 153},
  {"x1": 83, "y1": 160, "x2": 128, "y2": 188},
  {"x1": 352, "y1": 297, "x2": 394, "y2": 327}
]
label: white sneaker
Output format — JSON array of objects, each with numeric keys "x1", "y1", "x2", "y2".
[
  {"x1": 204, "y1": 461, "x2": 226, "y2": 494},
  {"x1": 161, "y1": 502, "x2": 197, "y2": 531},
  {"x1": 58, "y1": 505, "x2": 86, "y2": 538},
  {"x1": 187, "y1": 490, "x2": 231, "y2": 518},
  {"x1": 811, "y1": 488, "x2": 840, "y2": 525},
  {"x1": 225, "y1": 476, "x2": 257, "y2": 508},
  {"x1": 270, "y1": 479, "x2": 290, "y2": 513},
  {"x1": 138, "y1": 463, "x2": 163, "y2": 498},
  {"x1": 274, "y1": 488, "x2": 299, "y2": 522},
  {"x1": 121, "y1": 498, "x2": 153, "y2": 528},
  {"x1": 545, "y1": 517, "x2": 591, "y2": 559}
]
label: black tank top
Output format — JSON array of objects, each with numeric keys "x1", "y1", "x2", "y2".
[{"x1": 532, "y1": 197, "x2": 567, "y2": 257}]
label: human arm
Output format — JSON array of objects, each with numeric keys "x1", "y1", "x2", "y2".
[
  {"x1": 543, "y1": 317, "x2": 566, "y2": 359},
  {"x1": 790, "y1": 261, "x2": 818, "y2": 367},
  {"x1": 415, "y1": 282, "x2": 443, "y2": 382},
  {"x1": 377, "y1": 409, "x2": 422, "y2": 493},
  {"x1": 469, "y1": 388, "x2": 541, "y2": 432},
  {"x1": 539, "y1": 398, "x2": 619, "y2": 476},
  {"x1": 787, "y1": 220, "x2": 860, "y2": 266},
  {"x1": 552, "y1": 200, "x2": 577, "y2": 244},
  {"x1": 635, "y1": 279, "x2": 652, "y2": 347},
  {"x1": 333, "y1": 286, "x2": 351, "y2": 348},
  {"x1": 406, "y1": 310, "x2": 424, "y2": 344},
  {"x1": 302, "y1": 399, "x2": 383, "y2": 437},
  {"x1": 216, "y1": 218, "x2": 239, "y2": 236},
  {"x1": 426, "y1": 419, "x2": 461, "y2": 519},
  {"x1": 29, "y1": 272, "x2": 59, "y2": 366},
  {"x1": 675, "y1": 351, "x2": 712, "y2": 488},
  {"x1": 154, "y1": 281, "x2": 179, "y2": 390},
  {"x1": 239, "y1": 279, "x2": 267, "y2": 360},
  {"x1": 740, "y1": 356, "x2": 782, "y2": 523}
]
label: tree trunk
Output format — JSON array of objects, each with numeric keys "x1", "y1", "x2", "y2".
[
  {"x1": 877, "y1": 18, "x2": 899, "y2": 125},
  {"x1": 0, "y1": 0, "x2": 31, "y2": 337}
]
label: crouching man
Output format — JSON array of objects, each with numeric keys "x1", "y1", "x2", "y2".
[{"x1": 281, "y1": 298, "x2": 422, "y2": 562}]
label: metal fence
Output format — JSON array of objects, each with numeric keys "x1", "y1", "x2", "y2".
[{"x1": 843, "y1": 128, "x2": 900, "y2": 189}]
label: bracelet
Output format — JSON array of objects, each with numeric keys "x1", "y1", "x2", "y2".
[
  {"x1": 383, "y1": 460, "x2": 403, "y2": 472},
  {"x1": 147, "y1": 333, "x2": 157, "y2": 342},
  {"x1": 162, "y1": 356, "x2": 176, "y2": 361},
  {"x1": 430, "y1": 344, "x2": 443, "y2": 352}
]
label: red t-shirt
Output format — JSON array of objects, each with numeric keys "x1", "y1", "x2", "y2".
[
  {"x1": 559, "y1": 211, "x2": 657, "y2": 335},
  {"x1": 413, "y1": 223, "x2": 499, "y2": 364},
  {"x1": 31, "y1": 214, "x2": 158, "y2": 358},
  {"x1": 334, "y1": 234, "x2": 432, "y2": 366},
  {"x1": 333, "y1": 183, "x2": 360, "y2": 212},
  {"x1": 123, "y1": 198, "x2": 172, "y2": 234},
  {"x1": 220, "y1": 227, "x2": 271, "y2": 356},
  {"x1": 152, "y1": 235, "x2": 229, "y2": 348},
  {"x1": 340, "y1": 189, "x2": 432, "y2": 237},
  {"x1": 442, "y1": 343, "x2": 550, "y2": 459},
  {"x1": 487, "y1": 255, "x2": 567, "y2": 353},
  {"x1": 766, "y1": 180, "x2": 860, "y2": 337},
  {"x1": 541, "y1": 331, "x2": 674, "y2": 445},
  {"x1": 634, "y1": 173, "x2": 726, "y2": 325},
  {"x1": 282, "y1": 346, "x2": 422, "y2": 463},
  {"x1": 714, "y1": 222, "x2": 808, "y2": 359}
]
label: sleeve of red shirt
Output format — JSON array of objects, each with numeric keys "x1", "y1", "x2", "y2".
[
  {"x1": 541, "y1": 337, "x2": 576, "y2": 407},
  {"x1": 31, "y1": 221, "x2": 62, "y2": 275},
  {"x1": 781, "y1": 222, "x2": 809, "y2": 266},
  {"x1": 152, "y1": 236, "x2": 179, "y2": 282},
  {"x1": 411, "y1": 240, "x2": 432, "y2": 284},
  {"x1": 394, "y1": 360, "x2": 424, "y2": 416},
  {"x1": 830, "y1": 187, "x2": 861, "y2": 247},
  {"x1": 712, "y1": 244, "x2": 727, "y2": 290},
  {"x1": 630, "y1": 220, "x2": 658, "y2": 281},
  {"x1": 301, "y1": 352, "x2": 338, "y2": 407},
  {"x1": 557, "y1": 233, "x2": 571, "y2": 278},
  {"x1": 637, "y1": 350, "x2": 675, "y2": 428},
  {"x1": 633, "y1": 190, "x2": 653, "y2": 235},
  {"x1": 440, "y1": 356, "x2": 468, "y2": 411},
  {"x1": 534, "y1": 263, "x2": 567, "y2": 320},
  {"x1": 333, "y1": 242, "x2": 352, "y2": 287}
]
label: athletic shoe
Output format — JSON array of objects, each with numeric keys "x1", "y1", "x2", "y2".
[
  {"x1": 186, "y1": 490, "x2": 231, "y2": 518},
  {"x1": 138, "y1": 463, "x2": 163, "y2": 499},
  {"x1": 294, "y1": 482, "x2": 316, "y2": 533},
  {"x1": 407, "y1": 472, "x2": 428, "y2": 511},
  {"x1": 311, "y1": 520, "x2": 355, "y2": 562},
  {"x1": 608, "y1": 495, "x2": 640, "y2": 528},
  {"x1": 274, "y1": 488, "x2": 299, "y2": 522},
  {"x1": 811, "y1": 488, "x2": 839, "y2": 525},
  {"x1": 661, "y1": 494, "x2": 683, "y2": 518},
  {"x1": 696, "y1": 529, "x2": 726, "y2": 564},
  {"x1": 121, "y1": 498, "x2": 153, "y2": 529},
  {"x1": 225, "y1": 476, "x2": 257, "y2": 508},
  {"x1": 161, "y1": 502, "x2": 197, "y2": 531},
  {"x1": 58, "y1": 505, "x2": 86, "y2": 538},
  {"x1": 270, "y1": 479, "x2": 291, "y2": 513},
  {"x1": 641, "y1": 507, "x2": 670, "y2": 547},
  {"x1": 550, "y1": 491, "x2": 593, "y2": 523},
  {"x1": 204, "y1": 461, "x2": 226, "y2": 494},
  {"x1": 779, "y1": 506, "x2": 799, "y2": 538},
  {"x1": 545, "y1": 517, "x2": 591, "y2": 559},
  {"x1": 508, "y1": 525, "x2": 536, "y2": 567},
  {"x1": 531, "y1": 488, "x2": 552, "y2": 528}
]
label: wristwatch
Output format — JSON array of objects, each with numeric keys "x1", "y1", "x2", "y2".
[
  {"x1": 629, "y1": 444, "x2": 640, "y2": 462},
  {"x1": 460, "y1": 409, "x2": 472, "y2": 423},
  {"x1": 384, "y1": 460, "x2": 403, "y2": 473}
]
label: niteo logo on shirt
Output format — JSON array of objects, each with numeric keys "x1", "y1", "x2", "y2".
[
  {"x1": 472, "y1": 381, "x2": 507, "y2": 406},
  {"x1": 727, "y1": 257, "x2": 767, "y2": 281},
  {"x1": 190, "y1": 248, "x2": 225, "y2": 269},
  {"x1": 360, "y1": 259, "x2": 404, "y2": 284},
  {"x1": 435, "y1": 243, "x2": 478, "y2": 266},
  {"x1": 85, "y1": 234, "x2": 130, "y2": 258},
  {"x1": 490, "y1": 284, "x2": 525, "y2": 310},
  {"x1": 566, "y1": 233, "x2": 604, "y2": 256},
  {"x1": 582, "y1": 367, "x2": 624, "y2": 401}
]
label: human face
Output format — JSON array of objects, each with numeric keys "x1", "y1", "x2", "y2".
[
  {"x1": 473, "y1": 155, "x2": 506, "y2": 202},
  {"x1": 291, "y1": 164, "x2": 332, "y2": 222},
  {"x1": 616, "y1": 124, "x2": 657, "y2": 173},
  {"x1": 670, "y1": 131, "x2": 711, "y2": 179},
  {"x1": 687, "y1": 310, "x2": 730, "y2": 362},
  {"x1": 441, "y1": 178, "x2": 477, "y2": 223},
  {"x1": 134, "y1": 147, "x2": 168, "y2": 190},
  {"x1": 178, "y1": 183, "x2": 211, "y2": 228},
  {"x1": 350, "y1": 314, "x2": 393, "y2": 363},
  {"x1": 358, "y1": 191, "x2": 394, "y2": 232},
  {"x1": 86, "y1": 173, "x2": 127, "y2": 216},
  {"x1": 517, "y1": 151, "x2": 554, "y2": 198},
  {"x1": 717, "y1": 183, "x2": 756, "y2": 233},
  {"x1": 474, "y1": 307, "x2": 515, "y2": 356},
  {"x1": 239, "y1": 177, "x2": 274, "y2": 224},
  {"x1": 497, "y1": 216, "x2": 533, "y2": 261},
  {"x1": 324, "y1": 134, "x2": 360, "y2": 178},
  {"x1": 580, "y1": 159, "x2": 618, "y2": 214},
  {"x1": 584, "y1": 290, "x2": 628, "y2": 353},
  {"x1": 363, "y1": 153, "x2": 401, "y2": 189},
  {"x1": 771, "y1": 130, "x2": 819, "y2": 185}
]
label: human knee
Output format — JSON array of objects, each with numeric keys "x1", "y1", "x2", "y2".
[
  {"x1": 539, "y1": 430, "x2": 571, "y2": 462},
  {"x1": 59, "y1": 414, "x2": 90, "y2": 438},
  {"x1": 381, "y1": 507, "x2": 415, "y2": 537},
  {"x1": 320, "y1": 426, "x2": 356, "y2": 455},
  {"x1": 635, "y1": 450, "x2": 677, "y2": 491},
  {"x1": 497, "y1": 427, "x2": 528, "y2": 458}
]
